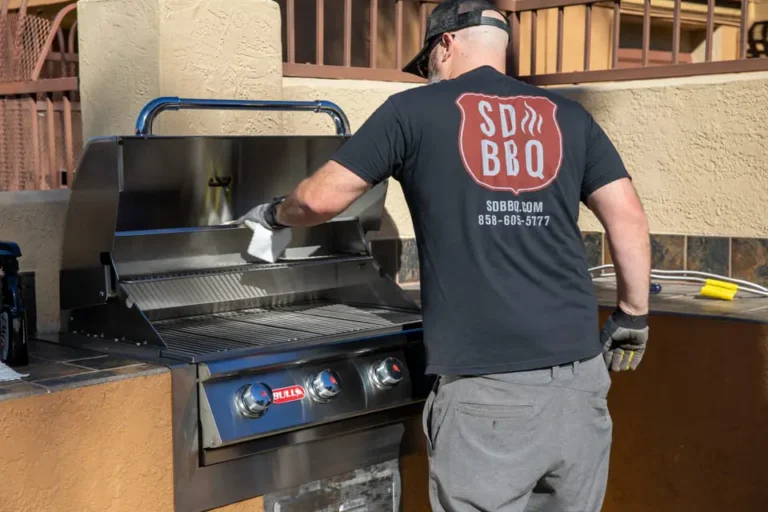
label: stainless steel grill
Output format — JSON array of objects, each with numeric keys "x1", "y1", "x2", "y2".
[{"x1": 50, "y1": 97, "x2": 429, "y2": 512}]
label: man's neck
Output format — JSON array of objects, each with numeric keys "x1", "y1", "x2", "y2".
[{"x1": 449, "y1": 61, "x2": 506, "y2": 79}]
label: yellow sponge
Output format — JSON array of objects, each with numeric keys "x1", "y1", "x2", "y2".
[
  {"x1": 700, "y1": 284, "x2": 737, "y2": 301},
  {"x1": 704, "y1": 279, "x2": 739, "y2": 291}
]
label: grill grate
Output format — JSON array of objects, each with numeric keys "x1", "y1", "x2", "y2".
[
  {"x1": 223, "y1": 309, "x2": 375, "y2": 336},
  {"x1": 285, "y1": 303, "x2": 419, "y2": 326},
  {"x1": 154, "y1": 302, "x2": 420, "y2": 357}
]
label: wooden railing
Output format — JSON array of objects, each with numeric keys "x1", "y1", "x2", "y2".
[
  {"x1": 0, "y1": 0, "x2": 80, "y2": 191},
  {"x1": 278, "y1": 0, "x2": 768, "y2": 85}
]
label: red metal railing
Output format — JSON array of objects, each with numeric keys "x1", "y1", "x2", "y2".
[
  {"x1": 278, "y1": 0, "x2": 509, "y2": 82},
  {"x1": 0, "y1": 0, "x2": 80, "y2": 192},
  {"x1": 279, "y1": 0, "x2": 767, "y2": 85}
]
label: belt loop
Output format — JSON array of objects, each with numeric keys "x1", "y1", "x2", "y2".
[{"x1": 573, "y1": 359, "x2": 580, "y2": 374}]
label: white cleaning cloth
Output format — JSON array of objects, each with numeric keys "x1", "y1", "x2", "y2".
[
  {"x1": 0, "y1": 361, "x2": 27, "y2": 383},
  {"x1": 244, "y1": 220, "x2": 292, "y2": 263}
]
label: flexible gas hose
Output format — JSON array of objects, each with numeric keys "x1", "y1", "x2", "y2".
[{"x1": 588, "y1": 265, "x2": 768, "y2": 299}]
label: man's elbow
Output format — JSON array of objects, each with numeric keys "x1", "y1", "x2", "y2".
[
  {"x1": 605, "y1": 207, "x2": 649, "y2": 248},
  {"x1": 300, "y1": 195, "x2": 347, "y2": 223},
  {"x1": 626, "y1": 206, "x2": 649, "y2": 232}
]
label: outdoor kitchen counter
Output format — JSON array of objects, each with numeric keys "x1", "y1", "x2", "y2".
[
  {"x1": 399, "y1": 281, "x2": 768, "y2": 512},
  {"x1": 0, "y1": 338, "x2": 166, "y2": 401},
  {"x1": 0, "y1": 339, "x2": 175, "y2": 511}
]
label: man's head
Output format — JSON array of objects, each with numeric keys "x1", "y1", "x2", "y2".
[{"x1": 402, "y1": 0, "x2": 511, "y2": 83}]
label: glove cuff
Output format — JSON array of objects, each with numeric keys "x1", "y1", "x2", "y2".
[
  {"x1": 612, "y1": 307, "x2": 648, "y2": 329},
  {"x1": 264, "y1": 197, "x2": 289, "y2": 230}
]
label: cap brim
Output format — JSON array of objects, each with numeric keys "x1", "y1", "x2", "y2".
[{"x1": 402, "y1": 44, "x2": 431, "y2": 79}]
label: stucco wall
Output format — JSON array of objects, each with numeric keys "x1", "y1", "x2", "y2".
[
  {"x1": 0, "y1": 190, "x2": 69, "y2": 332},
  {"x1": 284, "y1": 72, "x2": 768, "y2": 240},
  {"x1": 557, "y1": 72, "x2": 768, "y2": 238},
  {"x1": 78, "y1": 0, "x2": 283, "y2": 139},
  {"x1": 0, "y1": 371, "x2": 174, "y2": 511}
]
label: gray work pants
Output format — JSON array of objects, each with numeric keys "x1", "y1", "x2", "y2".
[{"x1": 422, "y1": 354, "x2": 613, "y2": 512}]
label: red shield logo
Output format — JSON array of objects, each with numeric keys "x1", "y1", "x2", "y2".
[
  {"x1": 272, "y1": 385, "x2": 306, "y2": 405},
  {"x1": 456, "y1": 93, "x2": 563, "y2": 195}
]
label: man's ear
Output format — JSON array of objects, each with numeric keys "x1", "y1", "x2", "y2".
[{"x1": 440, "y1": 33, "x2": 454, "y2": 62}]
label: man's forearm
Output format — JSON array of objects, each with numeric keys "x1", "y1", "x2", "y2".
[
  {"x1": 275, "y1": 185, "x2": 336, "y2": 228},
  {"x1": 272, "y1": 161, "x2": 372, "y2": 228},
  {"x1": 606, "y1": 218, "x2": 651, "y2": 315}
]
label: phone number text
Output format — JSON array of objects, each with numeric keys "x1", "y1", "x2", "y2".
[{"x1": 478, "y1": 214, "x2": 550, "y2": 227}]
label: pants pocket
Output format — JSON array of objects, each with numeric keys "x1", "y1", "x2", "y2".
[
  {"x1": 422, "y1": 378, "x2": 439, "y2": 455},
  {"x1": 456, "y1": 401, "x2": 533, "y2": 418},
  {"x1": 588, "y1": 395, "x2": 613, "y2": 432}
]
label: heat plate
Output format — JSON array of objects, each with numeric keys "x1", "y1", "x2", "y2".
[{"x1": 154, "y1": 302, "x2": 420, "y2": 357}]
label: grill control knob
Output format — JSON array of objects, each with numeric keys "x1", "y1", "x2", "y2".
[
  {"x1": 308, "y1": 369, "x2": 342, "y2": 403},
  {"x1": 370, "y1": 357, "x2": 404, "y2": 389},
  {"x1": 236, "y1": 383, "x2": 273, "y2": 418}
]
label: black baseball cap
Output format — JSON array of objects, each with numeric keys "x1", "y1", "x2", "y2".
[{"x1": 402, "y1": 0, "x2": 511, "y2": 78}]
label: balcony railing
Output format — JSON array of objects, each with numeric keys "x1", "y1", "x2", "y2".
[
  {"x1": 0, "y1": 0, "x2": 80, "y2": 191},
  {"x1": 278, "y1": 0, "x2": 768, "y2": 85}
]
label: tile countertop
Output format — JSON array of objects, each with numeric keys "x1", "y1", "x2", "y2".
[
  {"x1": 400, "y1": 279, "x2": 768, "y2": 324},
  {"x1": 0, "y1": 340, "x2": 166, "y2": 402}
]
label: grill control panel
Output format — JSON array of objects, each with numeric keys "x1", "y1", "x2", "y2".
[{"x1": 198, "y1": 350, "x2": 413, "y2": 449}]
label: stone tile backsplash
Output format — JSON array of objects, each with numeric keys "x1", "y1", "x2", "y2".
[
  {"x1": 686, "y1": 236, "x2": 730, "y2": 276},
  {"x1": 731, "y1": 238, "x2": 768, "y2": 287},
  {"x1": 373, "y1": 233, "x2": 768, "y2": 287}
]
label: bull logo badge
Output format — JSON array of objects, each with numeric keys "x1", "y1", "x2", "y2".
[{"x1": 456, "y1": 93, "x2": 563, "y2": 195}]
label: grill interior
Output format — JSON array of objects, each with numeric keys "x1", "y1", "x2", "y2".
[{"x1": 154, "y1": 302, "x2": 420, "y2": 358}]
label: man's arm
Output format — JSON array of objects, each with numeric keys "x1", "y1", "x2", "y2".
[
  {"x1": 242, "y1": 98, "x2": 405, "y2": 231},
  {"x1": 275, "y1": 161, "x2": 371, "y2": 227},
  {"x1": 586, "y1": 177, "x2": 650, "y2": 315}
]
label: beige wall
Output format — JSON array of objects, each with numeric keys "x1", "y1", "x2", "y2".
[
  {"x1": 0, "y1": 371, "x2": 174, "y2": 511},
  {"x1": 0, "y1": 190, "x2": 69, "y2": 332},
  {"x1": 557, "y1": 72, "x2": 768, "y2": 237},
  {"x1": 78, "y1": 0, "x2": 284, "y2": 140}
]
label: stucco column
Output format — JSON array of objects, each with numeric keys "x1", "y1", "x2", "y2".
[{"x1": 78, "y1": 0, "x2": 283, "y2": 140}]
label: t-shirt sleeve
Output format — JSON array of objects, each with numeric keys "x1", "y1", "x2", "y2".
[
  {"x1": 580, "y1": 114, "x2": 630, "y2": 203},
  {"x1": 330, "y1": 98, "x2": 407, "y2": 185}
]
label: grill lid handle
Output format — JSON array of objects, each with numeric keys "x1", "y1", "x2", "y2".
[{"x1": 134, "y1": 96, "x2": 351, "y2": 136}]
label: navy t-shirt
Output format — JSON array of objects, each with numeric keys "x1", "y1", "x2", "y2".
[{"x1": 331, "y1": 65, "x2": 630, "y2": 375}]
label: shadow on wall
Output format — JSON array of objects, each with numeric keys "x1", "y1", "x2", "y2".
[{"x1": 369, "y1": 208, "x2": 420, "y2": 286}]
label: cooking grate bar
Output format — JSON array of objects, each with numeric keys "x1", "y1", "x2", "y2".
[
  {"x1": 158, "y1": 330, "x2": 250, "y2": 350},
  {"x1": 284, "y1": 304, "x2": 399, "y2": 326},
  {"x1": 220, "y1": 309, "x2": 374, "y2": 336},
  {"x1": 160, "y1": 317, "x2": 309, "y2": 343}
]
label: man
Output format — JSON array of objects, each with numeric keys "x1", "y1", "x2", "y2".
[{"x1": 243, "y1": 0, "x2": 651, "y2": 510}]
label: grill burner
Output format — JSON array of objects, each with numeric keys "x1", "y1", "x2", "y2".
[{"x1": 155, "y1": 302, "x2": 421, "y2": 357}]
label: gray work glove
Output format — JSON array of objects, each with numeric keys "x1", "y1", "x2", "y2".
[
  {"x1": 237, "y1": 197, "x2": 287, "y2": 230},
  {"x1": 600, "y1": 308, "x2": 649, "y2": 372}
]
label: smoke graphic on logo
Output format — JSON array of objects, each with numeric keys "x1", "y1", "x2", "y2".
[{"x1": 520, "y1": 102, "x2": 543, "y2": 135}]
